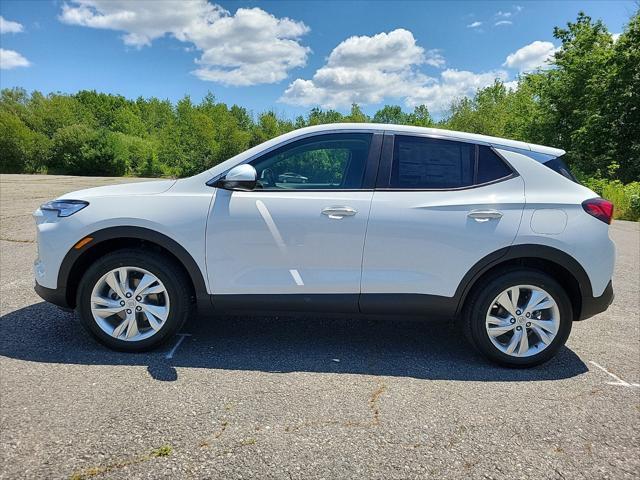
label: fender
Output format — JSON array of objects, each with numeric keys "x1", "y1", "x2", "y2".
[
  {"x1": 59, "y1": 226, "x2": 210, "y2": 307},
  {"x1": 452, "y1": 243, "x2": 593, "y2": 316}
]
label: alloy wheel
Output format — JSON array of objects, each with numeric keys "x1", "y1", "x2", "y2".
[
  {"x1": 485, "y1": 284, "x2": 560, "y2": 358},
  {"x1": 90, "y1": 266, "x2": 170, "y2": 342}
]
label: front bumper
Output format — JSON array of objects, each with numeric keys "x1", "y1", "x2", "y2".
[
  {"x1": 34, "y1": 282, "x2": 72, "y2": 311},
  {"x1": 578, "y1": 280, "x2": 614, "y2": 321}
]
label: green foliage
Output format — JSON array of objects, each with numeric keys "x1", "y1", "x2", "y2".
[
  {"x1": 579, "y1": 175, "x2": 640, "y2": 221},
  {"x1": 0, "y1": 10, "x2": 637, "y2": 213}
]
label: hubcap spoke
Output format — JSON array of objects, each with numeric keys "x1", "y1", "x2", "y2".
[
  {"x1": 529, "y1": 319, "x2": 557, "y2": 335},
  {"x1": 91, "y1": 266, "x2": 170, "y2": 342},
  {"x1": 487, "y1": 316, "x2": 516, "y2": 337},
  {"x1": 112, "y1": 316, "x2": 129, "y2": 338},
  {"x1": 496, "y1": 289, "x2": 519, "y2": 316},
  {"x1": 91, "y1": 295, "x2": 119, "y2": 308},
  {"x1": 144, "y1": 311, "x2": 162, "y2": 331},
  {"x1": 518, "y1": 329, "x2": 529, "y2": 356},
  {"x1": 118, "y1": 267, "x2": 129, "y2": 295},
  {"x1": 486, "y1": 284, "x2": 560, "y2": 358},
  {"x1": 531, "y1": 325, "x2": 553, "y2": 345},
  {"x1": 525, "y1": 290, "x2": 552, "y2": 313},
  {"x1": 105, "y1": 271, "x2": 125, "y2": 300},
  {"x1": 142, "y1": 285, "x2": 165, "y2": 295},
  {"x1": 141, "y1": 303, "x2": 169, "y2": 321},
  {"x1": 133, "y1": 274, "x2": 157, "y2": 297},
  {"x1": 505, "y1": 329, "x2": 522, "y2": 355},
  {"x1": 125, "y1": 312, "x2": 139, "y2": 338}
]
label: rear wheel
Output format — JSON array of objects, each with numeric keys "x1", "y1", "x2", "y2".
[
  {"x1": 463, "y1": 269, "x2": 573, "y2": 367},
  {"x1": 77, "y1": 249, "x2": 192, "y2": 352}
]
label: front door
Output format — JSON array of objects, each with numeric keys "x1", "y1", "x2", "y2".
[{"x1": 206, "y1": 132, "x2": 381, "y2": 312}]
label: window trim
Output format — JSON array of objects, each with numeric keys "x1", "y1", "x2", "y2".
[
  {"x1": 207, "y1": 131, "x2": 382, "y2": 192},
  {"x1": 376, "y1": 133, "x2": 519, "y2": 191}
]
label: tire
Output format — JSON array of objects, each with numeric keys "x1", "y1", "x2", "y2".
[
  {"x1": 462, "y1": 268, "x2": 573, "y2": 368},
  {"x1": 76, "y1": 248, "x2": 192, "y2": 352}
]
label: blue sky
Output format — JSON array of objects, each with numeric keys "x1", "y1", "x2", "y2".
[{"x1": 0, "y1": 1, "x2": 635, "y2": 119}]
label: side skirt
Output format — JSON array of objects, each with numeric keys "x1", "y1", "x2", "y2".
[{"x1": 208, "y1": 293, "x2": 457, "y2": 320}]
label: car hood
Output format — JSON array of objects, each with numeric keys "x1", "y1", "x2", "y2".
[{"x1": 58, "y1": 179, "x2": 177, "y2": 200}]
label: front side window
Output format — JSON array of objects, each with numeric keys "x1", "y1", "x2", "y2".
[{"x1": 250, "y1": 133, "x2": 372, "y2": 190}]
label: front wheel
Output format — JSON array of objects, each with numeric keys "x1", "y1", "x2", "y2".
[
  {"x1": 77, "y1": 249, "x2": 192, "y2": 352},
  {"x1": 463, "y1": 269, "x2": 573, "y2": 367}
]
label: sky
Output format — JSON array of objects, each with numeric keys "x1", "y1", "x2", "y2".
[{"x1": 0, "y1": 0, "x2": 636, "y2": 119}]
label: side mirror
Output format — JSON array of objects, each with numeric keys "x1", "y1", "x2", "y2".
[{"x1": 214, "y1": 164, "x2": 257, "y2": 191}]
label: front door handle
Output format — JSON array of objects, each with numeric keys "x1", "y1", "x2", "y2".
[
  {"x1": 468, "y1": 209, "x2": 503, "y2": 222},
  {"x1": 322, "y1": 206, "x2": 357, "y2": 219}
]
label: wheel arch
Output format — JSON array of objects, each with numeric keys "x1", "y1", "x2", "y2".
[
  {"x1": 59, "y1": 226, "x2": 209, "y2": 309},
  {"x1": 454, "y1": 244, "x2": 591, "y2": 321}
]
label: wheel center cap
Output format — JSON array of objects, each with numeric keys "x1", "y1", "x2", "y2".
[
  {"x1": 127, "y1": 299, "x2": 136, "y2": 308},
  {"x1": 517, "y1": 316, "x2": 525, "y2": 324}
]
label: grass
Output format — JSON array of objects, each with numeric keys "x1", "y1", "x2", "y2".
[{"x1": 69, "y1": 445, "x2": 173, "y2": 480}]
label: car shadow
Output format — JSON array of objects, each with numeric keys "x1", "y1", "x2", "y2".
[{"x1": 0, "y1": 302, "x2": 588, "y2": 382}]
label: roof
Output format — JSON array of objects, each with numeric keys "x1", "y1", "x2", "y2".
[{"x1": 293, "y1": 123, "x2": 566, "y2": 157}]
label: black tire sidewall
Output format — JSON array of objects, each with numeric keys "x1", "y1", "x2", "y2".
[
  {"x1": 467, "y1": 269, "x2": 573, "y2": 367},
  {"x1": 77, "y1": 249, "x2": 190, "y2": 352}
]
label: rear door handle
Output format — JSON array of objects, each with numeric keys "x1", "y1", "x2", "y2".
[
  {"x1": 322, "y1": 206, "x2": 357, "y2": 219},
  {"x1": 468, "y1": 209, "x2": 503, "y2": 222}
]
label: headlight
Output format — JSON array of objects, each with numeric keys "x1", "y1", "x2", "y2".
[{"x1": 40, "y1": 200, "x2": 89, "y2": 217}]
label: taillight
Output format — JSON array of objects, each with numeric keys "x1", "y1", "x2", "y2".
[{"x1": 582, "y1": 198, "x2": 614, "y2": 224}]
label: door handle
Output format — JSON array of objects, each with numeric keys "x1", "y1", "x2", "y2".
[
  {"x1": 322, "y1": 206, "x2": 357, "y2": 219},
  {"x1": 468, "y1": 209, "x2": 503, "y2": 222}
]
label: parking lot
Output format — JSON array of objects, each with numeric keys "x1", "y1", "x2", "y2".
[{"x1": 1, "y1": 173, "x2": 638, "y2": 479}]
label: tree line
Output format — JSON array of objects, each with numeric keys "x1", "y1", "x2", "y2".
[{"x1": 1, "y1": 11, "x2": 638, "y2": 212}]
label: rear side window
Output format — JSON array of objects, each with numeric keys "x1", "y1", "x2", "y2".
[
  {"x1": 389, "y1": 136, "x2": 512, "y2": 189},
  {"x1": 390, "y1": 136, "x2": 474, "y2": 189}
]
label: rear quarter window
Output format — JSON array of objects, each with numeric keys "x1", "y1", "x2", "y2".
[
  {"x1": 477, "y1": 146, "x2": 513, "y2": 184},
  {"x1": 542, "y1": 157, "x2": 578, "y2": 183}
]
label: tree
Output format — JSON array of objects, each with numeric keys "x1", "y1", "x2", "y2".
[
  {"x1": 372, "y1": 105, "x2": 408, "y2": 124},
  {"x1": 407, "y1": 105, "x2": 434, "y2": 127}
]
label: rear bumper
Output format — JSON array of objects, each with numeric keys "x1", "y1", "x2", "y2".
[
  {"x1": 578, "y1": 280, "x2": 614, "y2": 321},
  {"x1": 34, "y1": 282, "x2": 72, "y2": 311}
]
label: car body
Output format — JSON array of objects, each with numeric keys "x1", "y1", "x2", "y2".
[
  {"x1": 278, "y1": 172, "x2": 308, "y2": 183},
  {"x1": 33, "y1": 123, "x2": 615, "y2": 366}
]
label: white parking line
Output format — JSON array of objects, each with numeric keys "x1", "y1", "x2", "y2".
[
  {"x1": 589, "y1": 361, "x2": 640, "y2": 388},
  {"x1": 165, "y1": 333, "x2": 192, "y2": 359}
]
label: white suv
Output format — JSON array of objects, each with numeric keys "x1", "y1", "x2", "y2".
[{"x1": 33, "y1": 124, "x2": 615, "y2": 367}]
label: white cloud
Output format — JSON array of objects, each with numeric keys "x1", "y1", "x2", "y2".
[
  {"x1": 59, "y1": 0, "x2": 310, "y2": 86},
  {"x1": 495, "y1": 20, "x2": 513, "y2": 26},
  {"x1": 612, "y1": 32, "x2": 621, "y2": 42},
  {"x1": 0, "y1": 48, "x2": 30, "y2": 69},
  {"x1": 425, "y1": 49, "x2": 446, "y2": 68},
  {"x1": 280, "y1": 28, "x2": 507, "y2": 114},
  {"x1": 0, "y1": 16, "x2": 24, "y2": 34},
  {"x1": 406, "y1": 69, "x2": 509, "y2": 112},
  {"x1": 503, "y1": 40, "x2": 558, "y2": 72},
  {"x1": 504, "y1": 80, "x2": 519, "y2": 91},
  {"x1": 496, "y1": 11, "x2": 512, "y2": 18},
  {"x1": 280, "y1": 29, "x2": 428, "y2": 108},
  {"x1": 467, "y1": 21, "x2": 482, "y2": 28}
]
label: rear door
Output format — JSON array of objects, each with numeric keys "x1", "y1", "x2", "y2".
[
  {"x1": 207, "y1": 132, "x2": 382, "y2": 312},
  {"x1": 360, "y1": 134, "x2": 525, "y2": 313}
]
